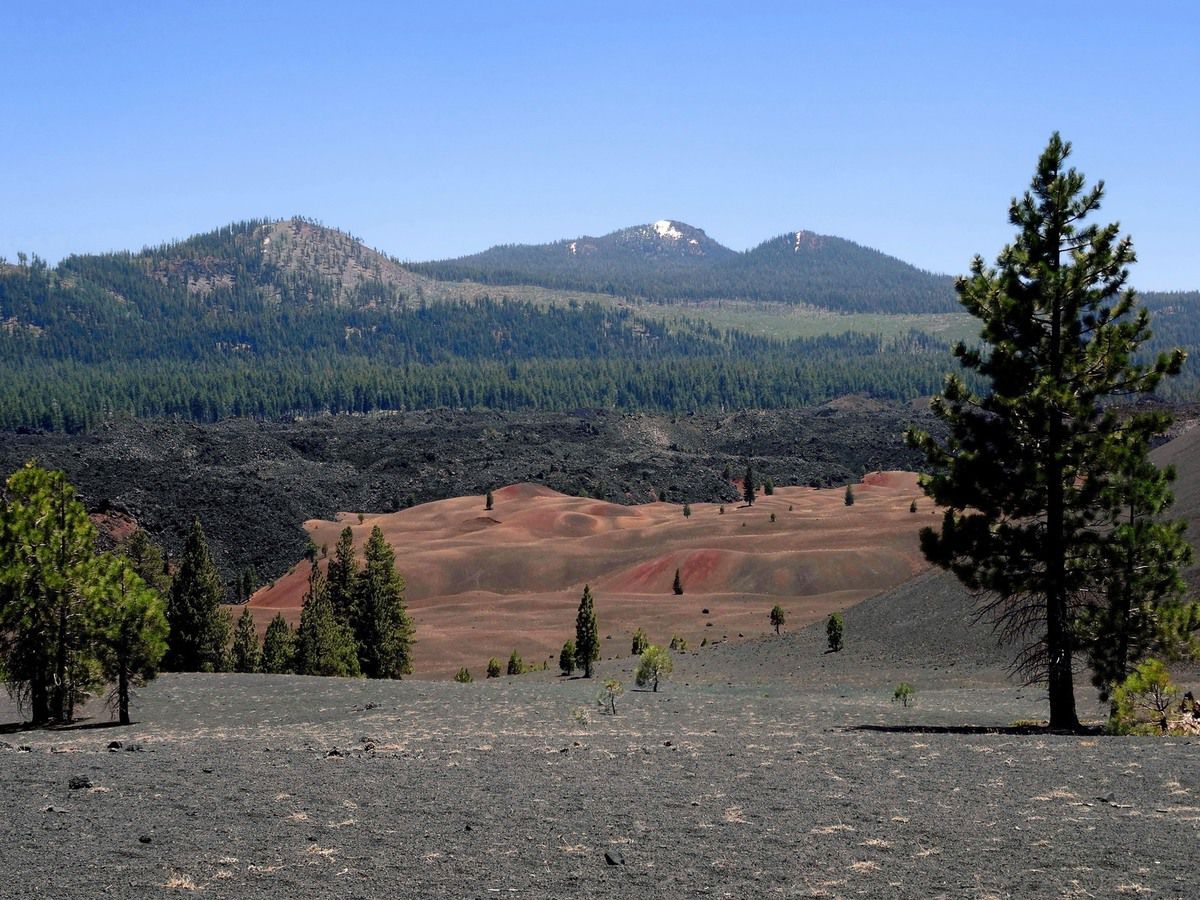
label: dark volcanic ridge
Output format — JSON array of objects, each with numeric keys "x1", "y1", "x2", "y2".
[{"x1": 0, "y1": 403, "x2": 938, "y2": 585}]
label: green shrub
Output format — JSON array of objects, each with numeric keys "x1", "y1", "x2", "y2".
[
  {"x1": 454, "y1": 667, "x2": 473, "y2": 683},
  {"x1": 486, "y1": 657, "x2": 501, "y2": 678},
  {"x1": 892, "y1": 682, "x2": 915, "y2": 707},
  {"x1": 506, "y1": 650, "x2": 524, "y2": 676},
  {"x1": 769, "y1": 604, "x2": 786, "y2": 635},
  {"x1": 631, "y1": 627, "x2": 650, "y2": 656},
  {"x1": 669, "y1": 634, "x2": 688, "y2": 652}
]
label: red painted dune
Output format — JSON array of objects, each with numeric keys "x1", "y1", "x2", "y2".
[{"x1": 245, "y1": 473, "x2": 936, "y2": 676}]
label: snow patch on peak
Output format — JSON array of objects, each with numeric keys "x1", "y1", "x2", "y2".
[
  {"x1": 653, "y1": 220, "x2": 684, "y2": 241},
  {"x1": 794, "y1": 231, "x2": 806, "y2": 251},
  {"x1": 568, "y1": 241, "x2": 577, "y2": 255}
]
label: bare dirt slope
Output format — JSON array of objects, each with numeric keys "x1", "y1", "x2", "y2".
[{"x1": 249, "y1": 472, "x2": 934, "y2": 676}]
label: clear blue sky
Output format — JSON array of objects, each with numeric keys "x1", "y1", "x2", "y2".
[{"x1": 3, "y1": 2, "x2": 1197, "y2": 289}]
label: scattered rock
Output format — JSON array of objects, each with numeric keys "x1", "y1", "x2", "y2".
[
  {"x1": 68, "y1": 776, "x2": 92, "y2": 790},
  {"x1": 325, "y1": 748, "x2": 344, "y2": 758},
  {"x1": 107, "y1": 740, "x2": 123, "y2": 752},
  {"x1": 124, "y1": 743, "x2": 143, "y2": 752},
  {"x1": 18, "y1": 745, "x2": 32, "y2": 753},
  {"x1": 139, "y1": 835, "x2": 152, "y2": 844},
  {"x1": 604, "y1": 850, "x2": 626, "y2": 866}
]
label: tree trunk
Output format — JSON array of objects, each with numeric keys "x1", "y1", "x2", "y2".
[
  {"x1": 118, "y1": 666, "x2": 130, "y2": 726},
  {"x1": 30, "y1": 672, "x2": 49, "y2": 726}
]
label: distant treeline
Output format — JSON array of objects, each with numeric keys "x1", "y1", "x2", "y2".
[{"x1": 1, "y1": 234, "x2": 1195, "y2": 433}]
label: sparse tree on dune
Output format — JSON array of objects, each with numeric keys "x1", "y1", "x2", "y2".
[
  {"x1": 743, "y1": 464, "x2": 756, "y2": 506},
  {"x1": 826, "y1": 612, "x2": 844, "y2": 652},
  {"x1": 635, "y1": 645, "x2": 673, "y2": 692},
  {"x1": 574, "y1": 584, "x2": 599, "y2": 678},
  {"x1": 673, "y1": 568, "x2": 684, "y2": 595},
  {"x1": 486, "y1": 657, "x2": 501, "y2": 678},
  {"x1": 631, "y1": 627, "x2": 649, "y2": 656},
  {"x1": 770, "y1": 604, "x2": 786, "y2": 635},
  {"x1": 559, "y1": 640, "x2": 576, "y2": 676}
]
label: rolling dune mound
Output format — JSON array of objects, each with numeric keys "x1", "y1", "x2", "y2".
[{"x1": 248, "y1": 472, "x2": 933, "y2": 674}]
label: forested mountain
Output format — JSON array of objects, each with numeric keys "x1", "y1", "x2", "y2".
[
  {"x1": 409, "y1": 221, "x2": 959, "y2": 313},
  {"x1": 1, "y1": 221, "x2": 1195, "y2": 433}
]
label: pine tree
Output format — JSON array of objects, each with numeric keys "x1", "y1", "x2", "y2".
[
  {"x1": 485, "y1": 489, "x2": 494, "y2": 511},
  {"x1": 326, "y1": 526, "x2": 358, "y2": 622},
  {"x1": 231, "y1": 606, "x2": 262, "y2": 673},
  {"x1": 574, "y1": 584, "x2": 599, "y2": 678},
  {"x1": 672, "y1": 568, "x2": 684, "y2": 596},
  {"x1": 119, "y1": 529, "x2": 172, "y2": 597},
  {"x1": 91, "y1": 554, "x2": 168, "y2": 725},
  {"x1": 1081, "y1": 428, "x2": 1194, "y2": 703},
  {"x1": 844, "y1": 485, "x2": 855, "y2": 506},
  {"x1": 770, "y1": 604, "x2": 786, "y2": 635},
  {"x1": 165, "y1": 519, "x2": 231, "y2": 673},
  {"x1": 352, "y1": 526, "x2": 414, "y2": 678},
  {"x1": 296, "y1": 565, "x2": 360, "y2": 677},
  {"x1": 261, "y1": 613, "x2": 296, "y2": 674},
  {"x1": 506, "y1": 649, "x2": 524, "y2": 675},
  {"x1": 743, "y1": 464, "x2": 756, "y2": 506},
  {"x1": 826, "y1": 612, "x2": 844, "y2": 652},
  {"x1": 0, "y1": 463, "x2": 105, "y2": 723},
  {"x1": 559, "y1": 639, "x2": 576, "y2": 676},
  {"x1": 634, "y1": 645, "x2": 673, "y2": 692},
  {"x1": 486, "y1": 657, "x2": 501, "y2": 678},
  {"x1": 906, "y1": 134, "x2": 1187, "y2": 730}
]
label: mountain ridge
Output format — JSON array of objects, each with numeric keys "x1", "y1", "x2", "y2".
[{"x1": 408, "y1": 219, "x2": 960, "y2": 313}]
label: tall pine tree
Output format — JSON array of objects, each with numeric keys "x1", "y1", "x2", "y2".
[
  {"x1": 231, "y1": 606, "x2": 262, "y2": 673},
  {"x1": 165, "y1": 519, "x2": 231, "y2": 673},
  {"x1": 906, "y1": 134, "x2": 1187, "y2": 730},
  {"x1": 352, "y1": 526, "x2": 414, "y2": 678},
  {"x1": 574, "y1": 584, "x2": 599, "y2": 678},
  {"x1": 326, "y1": 526, "x2": 358, "y2": 622},
  {"x1": 296, "y1": 564, "x2": 360, "y2": 677}
]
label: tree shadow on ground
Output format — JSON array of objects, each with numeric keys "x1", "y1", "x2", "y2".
[
  {"x1": 846, "y1": 723, "x2": 1102, "y2": 736},
  {"x1": 1, "y1": 718, "x2": 127, "y2": 734}
]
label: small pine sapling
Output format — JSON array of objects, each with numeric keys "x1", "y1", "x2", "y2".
[
  {"x1": 454, "y1": 667, "x2": 473, "y2": 683},
  {"x1": 769, "y1": 604, "x2": 786, "y2": 635},
  {"x1": 506, "y1": 650, "x2": 524, "y2": 676},
  {"x1": 635, "y1": 645, "x2": 673, "y2": 692},
  {"x1": 1110, "y1": 659, "x2": 1179, "y2": 734},
  {"x1": 669, "y1": 634, "x2": 688, "y2": 652},
  {"x1": 485, "y1": 489, "x2": 494, "y2": 511},
  {"x1": 844, "y1": 485, "x2": 855, "y2": 506},
  {"x1": 683, "y1": 502, "x2": 692, "y2": 519},
  {"x1": 826, "y1": 613, "x2": 844, "y2": 652},
  {"x1": 486, "y1": 657, "x2": 501, "y2": 678},
  {"x1": 599, "y1": 678, "x2": 624, "y2": 715},
  {"x1": 559, "y1": 639, "x2": 576, "y2": 676},
  {"x1": 673, "y1": 568, "x2": 684, "y2": 596},
  {"x1": 892, "y1": 682, "x2": 915, "y2": 708},
  {"x1": 631, "y1": 627, "x2": 649, "y2": 656}
]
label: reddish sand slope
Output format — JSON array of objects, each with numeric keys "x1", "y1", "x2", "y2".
[{"x1": 246, "y1": 473, "x2": 938, "y2": 676}]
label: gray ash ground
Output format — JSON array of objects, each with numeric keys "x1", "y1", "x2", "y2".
[
  {"x1": 4, "y1": 597, "x2": 1197, "y2": 900},
  {"x1": 0, "y1": 403, "x2": 937, "y2": 585}
]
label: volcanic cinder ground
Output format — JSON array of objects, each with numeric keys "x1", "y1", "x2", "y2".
[{"x1": 248, "y1": 472, "x2": 933, "y2": 676}]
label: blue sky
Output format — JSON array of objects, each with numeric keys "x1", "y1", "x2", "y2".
[{"x1": 3, "y1": 2, "x2": 1197, "y2": 288}]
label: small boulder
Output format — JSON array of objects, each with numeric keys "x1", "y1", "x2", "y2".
[
  {"x1": 604, "y1": 850, "x2": 626, "y2": 866},
  {"x1": 68, "y1": 776, "x2": 92, "y2": 790}
]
